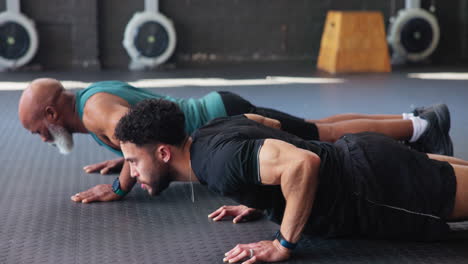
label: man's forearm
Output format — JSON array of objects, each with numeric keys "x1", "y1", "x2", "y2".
[
  {"x1": 119, "y1": 161, "x2": 136, "y2": 192},
  {"x1": 279, "y1": 155, "x2": 319, "y2": 244}
]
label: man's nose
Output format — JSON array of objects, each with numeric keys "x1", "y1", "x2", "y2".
[{"x1": 129, "y1": 166, "x2": 138, "y2": 178}]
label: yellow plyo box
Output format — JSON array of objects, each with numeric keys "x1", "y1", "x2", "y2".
[{"x1": 317, "y1": 11, "x2": 391, "y2": 74}]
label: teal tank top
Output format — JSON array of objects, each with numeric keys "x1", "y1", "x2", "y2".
[{"x1": 75, "y1": 81, "x2": 227, "y2": 156}]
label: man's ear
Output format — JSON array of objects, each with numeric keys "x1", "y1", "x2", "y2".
[
  {"x1": 44, "y1": 106, "x2": 58, "y2": 122},
  {"x1": 156, "y1": 145, "x2": 171, "y2": 163}
]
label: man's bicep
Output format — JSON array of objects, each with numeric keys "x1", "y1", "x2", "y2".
[{"x1": 258, "y1": 139, "x2": 317, "y2": 185}]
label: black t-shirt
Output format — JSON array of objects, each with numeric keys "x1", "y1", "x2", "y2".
[{"x1": 190, "y1": 115, "x2": 344, "y2": 235}]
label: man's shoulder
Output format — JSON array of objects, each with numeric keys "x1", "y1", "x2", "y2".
[
  {"x1": 191, "y1": 127, "x2": 264, "y2": 196},
  {"x1": 82, "y1": 93, "x2": 130, "y2": 133}
]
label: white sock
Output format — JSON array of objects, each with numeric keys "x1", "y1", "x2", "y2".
[
  {"x1": 409, "y1": 116, "x2": 428, "y2": 142},
  {"x1": 402, "y1": 113, "x2": 414, "y2": 120}
]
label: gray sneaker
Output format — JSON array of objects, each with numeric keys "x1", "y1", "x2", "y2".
[{"x1": 410, "y1": 104, "x2": 453, "y2": 156}]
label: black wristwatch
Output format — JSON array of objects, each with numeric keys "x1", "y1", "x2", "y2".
[{"x1": 112, "y1": 177, "x2": 128, "y2": 197}]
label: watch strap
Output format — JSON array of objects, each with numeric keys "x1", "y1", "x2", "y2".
[
  {"x1": 112, "y1": 177, "x2": 128, "y2": 197},
  {"x1": 275, "y1": 230, "x2": 297, "y2": 250}
]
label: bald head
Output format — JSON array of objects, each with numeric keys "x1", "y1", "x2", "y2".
[
  {"x1": 18, "y1": 78, "x2": 78, "y2": 153},
  {"x1": 18, "y1": 78, "x2": 65, "y2": 127}
]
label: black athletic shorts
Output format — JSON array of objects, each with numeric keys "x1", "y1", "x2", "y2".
[
  {"x1": 218, "y1": 91, "x2": 319, "y2": 140},
  {"x1": 324, "y1": 132, "x2": 457, "y2": 241}
]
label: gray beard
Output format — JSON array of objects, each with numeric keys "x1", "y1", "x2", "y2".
[{"x1": 47, "y1": 124, "x2": 74, "y2": 155}]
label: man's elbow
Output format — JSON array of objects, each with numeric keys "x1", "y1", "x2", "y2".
[
  {"x1": 303, "y1": 152, "x2": 320, "y2": 168},
  {"x1": 282, "y1": 152, "x2": 320, "y2": 198},
  {"x1": 299, "y1": 152, "x2": 321, "y2": 185},
  {"x1": 288, "y1": 152, "x2": 321, "y2": 184}
]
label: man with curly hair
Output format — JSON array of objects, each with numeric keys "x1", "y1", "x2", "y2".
[{"x1": 115, "y1": 98, "x2": 468, "y2": 264}]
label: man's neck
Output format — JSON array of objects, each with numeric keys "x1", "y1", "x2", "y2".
[
  {"x1": 171, "y1": 137, "x2": 198, "y2": 183},
  {"x1": 65, "y1": 93, "x2": 88, "y2": 133}
]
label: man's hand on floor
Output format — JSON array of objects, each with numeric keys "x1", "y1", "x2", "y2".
[
  {"x1": 71, "y1": 184, "x2": 122, "y2": 203},
  {"x1": 223, "y1": 240, "x2": 291, "y2": 264},
  {"x1": 83, "y1": 158, "x2": 125, "y2": 174},
  {"x1": 208, "y1": 205, "x2": 264, "y2": 223}
]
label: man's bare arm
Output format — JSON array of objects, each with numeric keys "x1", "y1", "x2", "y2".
[
  {"x1": 259, "y1": 139, "x2": 320, "y2": 244},
  {"x1": 72, "y1": 93, "x2": 136, "y2": 203},
  {"x1": 98, "y1": 98, "x2": 138, "y2": 193},
  {"x1": 223, "y1": 139, "x2": 320, "y2": 263}
]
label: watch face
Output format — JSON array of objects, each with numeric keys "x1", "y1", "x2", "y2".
[{"x1": 112, "y1": 178, "x2": 120, "y2": 192}]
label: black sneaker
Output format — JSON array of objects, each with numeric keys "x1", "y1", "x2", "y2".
[
  {"x1": 410, "y1": 104, "x2": 453, "y2": 156},
  {"x1": 413, "y1": 103, "x2": 451, "y2": 133}
]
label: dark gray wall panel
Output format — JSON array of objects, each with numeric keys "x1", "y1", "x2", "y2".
[{"x1": 1, "y1": 0, "x2": 466, "y2": 69}]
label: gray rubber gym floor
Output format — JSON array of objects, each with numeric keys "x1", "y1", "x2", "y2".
[{"x1": 1, "y1": 63, "x2": 468, "y2": 263}]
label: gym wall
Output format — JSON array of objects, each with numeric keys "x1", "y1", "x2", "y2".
[
  {"x1": 0, "y1": 0, "x2": 99, "y2": 70},
  {"x1": 0, "y1": 0, "x2": 466, "y2": 70}
]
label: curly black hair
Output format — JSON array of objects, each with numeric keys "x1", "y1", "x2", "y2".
[{"x1": 114, "y1": 99, "x2": 186, "y2": 146}]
